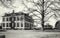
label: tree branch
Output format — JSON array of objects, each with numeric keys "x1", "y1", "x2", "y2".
[
  {"x1": 44, "y1": 14, "x2": 54, "y2": 22},
  {"x1": 44, "y1": 1, "x2": 53, "y2": 12},
  {"x1": 30, "y1": 12, "x2": 41, "y2": 20},
  {"x1": 0, "y1": 0, "x2": 15, "y2": 8},
  {"x1": 34, "y1": 21, "x2": 41, "y2": 24},
  {"x1": 22, "y1": 0, "x2": 42, "y2": 20},
  {"x1": 45, "y1": 10, "x2": 52, "y2": 16}
]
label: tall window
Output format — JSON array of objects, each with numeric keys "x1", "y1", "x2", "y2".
[
  {"x1": 21, "y1": 23, "x2": 23, "y2": 27},
  {"x1": 3, "y1": 17, "x2": 5, "y2": 21},
  {"x1": 6, "y1": 17, "x2": 9, "y2": 21},
  {"x1": 17, "y1": 23, "x2": 19, "y2": 27},
  {"x1": 7, "y1": 23, "x2": 9, "y2": 27},
  {"x1": 25, "y1": 23, "x2": 29, "y2": 27},
  {"x1": 14, "y1": 17, "x2": 15, "y2": 21},
  {"x1": 21, "y1": 17, "x2": 23, "y2": 20},
  {"x1": 17, "y1": 17, "x2": 19, "y2": 21},
  {"x1": 3, "y1": 23, "x2": 5, "y2": 27}
]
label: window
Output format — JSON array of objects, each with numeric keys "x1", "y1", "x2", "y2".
[
  {"x1": 9, "y1": 17, "x2": 11, "y2": 21},
  {"x1": 21, "y1": 17, "x2": 23, "y2": 20},
  {"x1": 7, "y1": 23, "x2": 9, "y2": 27},
  {"x1": 6, "y1": 17, "x2": 9, "y2": 21},
  {"x1": 17, "y1": 23, "x2": 19, "y2": 27},
  {"x1": 14, "y1": 17, "x2": 16, "y2": 21},
  {"x1": 17, "y1": 17, "x2": 19, "y2": 21},
  {"x1": 25, "y1": 23, "x2": 29, "y2": 27},
  {"x1": 21, "y1": 23, "x2": 23, "y2": 27},
  {"x1": 3, "y1": 23, "x2": 5, "y2": 27},
  {"x1": 3, "y1": 17, "x2": 5, "y2": 21}
]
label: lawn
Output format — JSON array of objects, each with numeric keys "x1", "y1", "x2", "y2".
[{"x1": 0, "y1": 30, "x2": 60, "y2": 38}]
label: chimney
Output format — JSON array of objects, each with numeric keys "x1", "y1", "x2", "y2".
[{"x1": 12, "y1": 10, "x2": 14, "y2": 14}]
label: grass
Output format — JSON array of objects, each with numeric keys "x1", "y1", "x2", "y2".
[{"x1": 0, "y1": 30, "x2": 60, "y2": 38}]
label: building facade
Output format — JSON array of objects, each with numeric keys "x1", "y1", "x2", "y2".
[{"x1": 1, "y1": 11, "x2": 34, "y2": 30}]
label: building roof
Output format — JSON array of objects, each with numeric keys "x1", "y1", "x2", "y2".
[
  {"x1": 2, "y1": 10, "x2": 33, "y2": 19},
  {"x1": 2, "y1": 10, "x2": 29, "y2": 17}
]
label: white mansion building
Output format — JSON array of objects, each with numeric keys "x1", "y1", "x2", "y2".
[{"x1": 1, "y1": 10, "x2": 34, "y2": 30}]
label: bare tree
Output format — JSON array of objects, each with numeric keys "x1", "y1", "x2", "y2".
[
  {"x1": 0, "y1": 0, "x2": 60, "y2": 30},
  {"x1": 21, "y1": 0, "x2": 60, "y2": 30}
]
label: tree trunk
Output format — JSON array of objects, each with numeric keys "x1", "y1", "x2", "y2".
[
  {"x1": 41, "y1": 12, "x2": 44, "y2": 31},
  {"x1": 41, "y1": 0, "x2": 44, "y2": 31}
]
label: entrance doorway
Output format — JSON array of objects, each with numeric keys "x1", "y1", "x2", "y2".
[
  {"x1": 10, "y1": 16, "x2": 15, "y2": 30},
  {"x1": 10, "y1": 23, "x2": 15, "y2": 29}
]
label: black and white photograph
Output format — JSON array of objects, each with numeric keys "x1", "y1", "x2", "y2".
[{"x1": 0, "y1": 0, "x2": 60, "y2": 38}]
